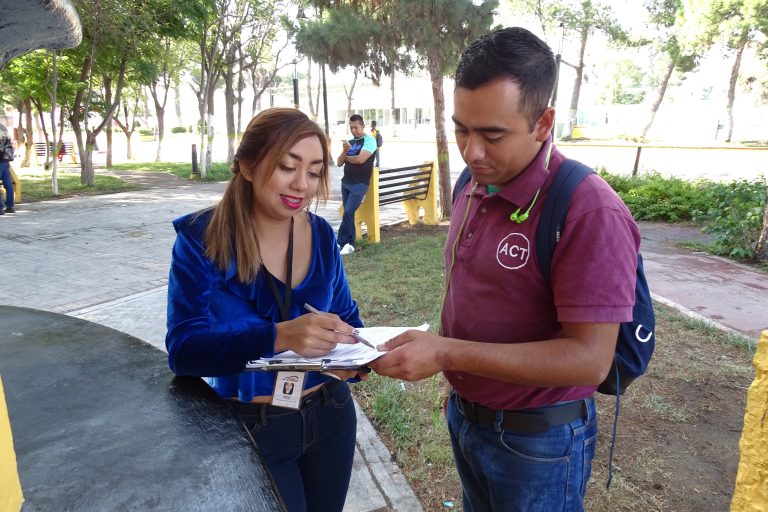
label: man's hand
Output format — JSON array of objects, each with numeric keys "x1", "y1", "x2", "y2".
[
  {"x1": 342, "y1": 140, "x2": 351, "y2": 151},
  {"x1": 370, "y1": 330, "x2": 447, "y2": 381}
]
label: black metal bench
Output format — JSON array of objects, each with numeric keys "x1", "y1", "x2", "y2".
[
  {"x1": 35, "y1": 141, "x2": 77, "y2": 163},
  {"x1": 350, "y1": 161, "x2": 439, "y2": 243}
]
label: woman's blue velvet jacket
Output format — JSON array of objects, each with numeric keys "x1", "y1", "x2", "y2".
[{"x1": 165, "y1": 209, "x2": 363, "y2": 401}]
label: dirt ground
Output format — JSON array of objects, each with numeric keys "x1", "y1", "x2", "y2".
[{"x1": 583, "y1": 304, "x2": 754, "y2": 512}]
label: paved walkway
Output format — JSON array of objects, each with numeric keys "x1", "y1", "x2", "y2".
[{"x1": 2, "y1": 168, "x2": 766, "y2": 511}]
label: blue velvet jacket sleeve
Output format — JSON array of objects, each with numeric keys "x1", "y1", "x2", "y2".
[
  {"x1": 165, "y1": 210, "x2": 276, "y2": 377},
  {"x1": 165, "y1": 210, "x2": 363, "y2": 390}
]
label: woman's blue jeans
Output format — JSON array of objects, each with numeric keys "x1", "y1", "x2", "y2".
[
  {"x1": 337, "y1": 181, "x2": 369, "y2": 247},
  {"x1": 446, "y1": 393, "x2": 598, "y2": 512},
  {"x1": 231, "y1": 381, "x2": 357, "y2": 512}
]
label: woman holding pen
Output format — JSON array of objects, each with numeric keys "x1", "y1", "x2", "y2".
[{"x1": 165, "y1": 108, "x2": 364, "y2": 511}]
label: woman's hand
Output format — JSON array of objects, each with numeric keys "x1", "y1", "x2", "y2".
[{"x1": 274, "y1": 312, "x2": 357, "y2": 358}]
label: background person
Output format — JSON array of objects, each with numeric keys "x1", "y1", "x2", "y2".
[
  {"x1": 336, "y1": 114, "x2": 376, "y2": 255},
  {"x1": 0, "y1": 125, "x2": 16, "y2": 215},
  {"x1": 370, "y1": 120, "x2": 382, "y2": 168},
  {"x1": 371, "y1": 27, "x2": 640, "y2": 511},
  {"x1": 166, "y1": 108, "x2": 364, "y2": 512}
]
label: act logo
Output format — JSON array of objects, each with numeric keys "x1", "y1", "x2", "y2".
[{"x1": 496, "y1": 233, "x2": 530, "y2": 270}]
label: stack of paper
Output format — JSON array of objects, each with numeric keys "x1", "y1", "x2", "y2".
[{"x1": 245, "y1": 324, "x2": 429, "y2": 371}]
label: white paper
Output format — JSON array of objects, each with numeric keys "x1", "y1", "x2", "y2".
[{"x1": 245, "y1": 323, "x2": 429, "y2": 371}]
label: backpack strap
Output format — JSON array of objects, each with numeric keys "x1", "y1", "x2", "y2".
[
  {"x1": 452, "y1": 166, "x2": 473, "y2": 204},
  {"x1": 535, "y1": 159, "x2": 595, "y2": 283}
]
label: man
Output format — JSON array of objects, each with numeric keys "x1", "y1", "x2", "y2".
[
  {"x1": 336, "y1": 114, "x2": 376, "y2": 255},
  {"x1": 371, "y1": 27, "x2": 640, "y2": 510},
  {"x1": 370, "y1": 120, "x2": 382, "y2": 168},
  {"x1": 0, "y1": 125, "x2": 16, "y2": 215}
]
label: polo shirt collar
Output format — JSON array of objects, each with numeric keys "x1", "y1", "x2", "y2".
[{"x1": 491, "y1": 135, "x2": 554, "y2": 208}]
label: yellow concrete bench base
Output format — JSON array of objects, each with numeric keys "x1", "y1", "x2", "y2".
[
  {"x1": 0, "y1": 165, "x2": 21, "y2": 205},
  {"x1": 0, "y1": 376, "x2": 24, "y2": 512},
  {"x1": 731, "y1": 330, "x2": 768, "y2": 511},
  {"x1": 340, "y1": 161, "x2": 439, "y2": 244}
]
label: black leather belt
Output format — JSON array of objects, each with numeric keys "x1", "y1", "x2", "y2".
[{"x1": 455, "y1": 394, "x2": 588, "y2": 434}]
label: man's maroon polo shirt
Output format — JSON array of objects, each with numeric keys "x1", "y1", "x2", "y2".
[{"x1": 442, "y1": 141, "x2": 641, "y2": 410}]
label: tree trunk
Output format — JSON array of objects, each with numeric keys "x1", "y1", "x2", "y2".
[
  {"x1": 568, "y1": 25, "x2": 589, "y2": 137},
  {"x1": 104, "y1": 76, "x2": 113, "y2": 168},
  {"x1": 82, "y1": 131, "x2": 96, "y2": 186},
  {"x1": 21, "y1": 98, "x2": 33, "y2": 167},
  {"x1": 427, "y1": 55, "x2": 449, "y2": 220},
  {"x1": 390, "y1": 72, "x2": 397, "y2": 137},
  {"x1": 642, "y1": 57, "x2": 675, "y2": 140},
  {"x1": 224, "y1": 63, "x2": 236, "y2": 165},
  {"x1": 725, "y1": 32, "x2": 747, "y2": 143},
  {"x1": 307, "y1": 58, "x2": 317, "y2": 120},
  {"x1": 755, "y1": 185, "x2": 768, "y2": 261},
  {"x1": 344, "y1": 69, "x2": 358, "y2": 115},
  {"x1": 174, "y1": 80, "x2": 182, "y2": 126},
  {"x1": 50, "y1": 50, "x2": 59, "y2": 194}
]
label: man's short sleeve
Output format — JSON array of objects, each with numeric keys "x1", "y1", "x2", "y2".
[{"x1": 362, "y1": 134, "x2": 377, "y2": 154}]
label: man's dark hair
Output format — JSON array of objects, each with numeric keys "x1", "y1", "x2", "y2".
[
  {"x1": 371, "y1": 120, "x2": 377, "y2": 127},
  {"x1": 349, "y1": 114, "x2": 364, "y2": 125},
  {"x1": 455, "y1": 27, "x2": 556, "y2": 130}
]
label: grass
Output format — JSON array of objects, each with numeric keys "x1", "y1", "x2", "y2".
[
  {"x1": 110, "y1": 161, "x2": 232, "y2": 181},
  {"x1": 343, "y1": 222, "x2": 756, "y2": 512},
  {"x1": 16, "y1": 170, "x2": 136, "y2": 201}
]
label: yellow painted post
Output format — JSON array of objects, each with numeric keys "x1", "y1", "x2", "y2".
[
  {"x1": 354, "y1": 166, "x2": 380, "y2": 243},
  {"x1": 11, "y1": 165, "x2": 21, "y2": 204},
  {"x1": 402, "y1": 161, "x2": 439, "y2": 225},
  {"x1": 731, "y1": 330, "x2": 768, "y2": 511},
  {"x1": 0, "y1": 376, "x2": 24, "y2": 511},
  {"x1": 1, "y1": 165, "x2": 21, "y2": 205}
]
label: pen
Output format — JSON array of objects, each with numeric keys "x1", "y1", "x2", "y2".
[{"x1": 303, "y1": 303, "x2": 376, "y2": 349}]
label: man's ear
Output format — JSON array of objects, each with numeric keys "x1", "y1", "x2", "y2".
[{"x1": 534, "y1": 107, "x2": 556, "y2": 142}]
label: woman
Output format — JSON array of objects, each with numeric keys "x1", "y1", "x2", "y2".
[{"x1": 166, "y1": 108, "x2": 363, "y2": 512}]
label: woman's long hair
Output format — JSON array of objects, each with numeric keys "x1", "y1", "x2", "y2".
[{"x1": 204, "y1": 108, "x2": 329, "y2": 283}]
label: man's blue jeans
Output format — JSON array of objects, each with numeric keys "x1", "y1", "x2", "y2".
[
  {"x1": 337, "y1": 181, "x2": 369, "y2": 247},
  {"x1": 0, "y1": 161, "x2": 14, "y2": 210},
  {"x1": 446, "y1": 393, "x2": 598, "y2": 512},
  {"x1": 231, "y1": 381, "x2": 357, "y2": 512}
]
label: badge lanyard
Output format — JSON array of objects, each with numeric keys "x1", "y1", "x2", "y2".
[
  {"x1": 265, "y1": 216, "x2": 294, "y2": 322},
  {"x1": 263, "y1": 217, "x2": 305, "y2": 409}
]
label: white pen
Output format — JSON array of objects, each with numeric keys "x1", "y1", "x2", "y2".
[{"x1": 303, "y1": 303, "x2": 376, "y2": 349}]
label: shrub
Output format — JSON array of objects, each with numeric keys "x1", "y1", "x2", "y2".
[
  {"x1": 171, "y1": 126, "x2": 186, "y2": 134},
  {"x1": 692, "y1": 178, "x2": 767, "y2": 259},
  {"x1": 139, "y1": 128, "x2": 154, "y2": 136},
  {"x1": 598, "y1": 169, "x2": 711, "y2": 222}
]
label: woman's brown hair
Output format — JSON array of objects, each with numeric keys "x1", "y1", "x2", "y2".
[{"x1": 204, "y1": 108, "x2": 329, "y2": 282}]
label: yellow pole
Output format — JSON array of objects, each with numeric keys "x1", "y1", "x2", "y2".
[
  {"x1": 730, "y1": 330, "x2": 768, "y2": 511},
  {"x1": 0, "y1": 376, "x2": 24, "y2": 511}
]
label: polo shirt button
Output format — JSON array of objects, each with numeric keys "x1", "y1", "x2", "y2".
[
  {"x1": 467, "y1": 232, "x2": 473, "y2": 238},
  {"x1": 481, "y1": 207, "x2": 487, "y2": 213}
]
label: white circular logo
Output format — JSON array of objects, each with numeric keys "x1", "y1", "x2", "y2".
[{"x1": 496, "y1": 233, "x2": 530, "y2": 270}]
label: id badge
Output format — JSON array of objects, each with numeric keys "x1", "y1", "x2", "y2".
[{"x1": 271, "y1": 371, "x2": 306, "y2": 410}]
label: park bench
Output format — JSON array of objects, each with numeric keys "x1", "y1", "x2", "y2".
[
  {"x1": 345, "y1": 162, "x2": 439, "y2": 244},
  {"x1": 35, "y1": 141, "x2": 77, "y2": 163}
]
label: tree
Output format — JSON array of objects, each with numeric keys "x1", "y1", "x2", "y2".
[
  {"x1": 640, "y1": 0, "x2": 700, "y2": 139},
  {"x1": 295, "y1": 0, "x2": 497, "y2": 218},
  {"x1": 512, "y1": 0, "x2": 630, "y2": 137}
]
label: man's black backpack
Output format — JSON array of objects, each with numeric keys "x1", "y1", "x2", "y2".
[
  {"x1": 0, "y1": 135, "x2": 15, "y2": 161},
  {"x1": 452, "y1": 160, "x2": 655, "y2": 395}
]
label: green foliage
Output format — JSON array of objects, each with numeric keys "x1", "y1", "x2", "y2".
[
  {"x1": 171, "y1": 126, "x2": 187, "y2": 133},
  {"x1": 139, "y1": 128, "x2": 154, "y2": 136},
  {"x1": 19, "y1": 171, "x2": 136, "y2": 200},
  {"x1": 598, "y1": 169, "x2": 712, "y2": 221},
  {"x1": 692, "y1": 178, "x2": 767, "y2": 259}
]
